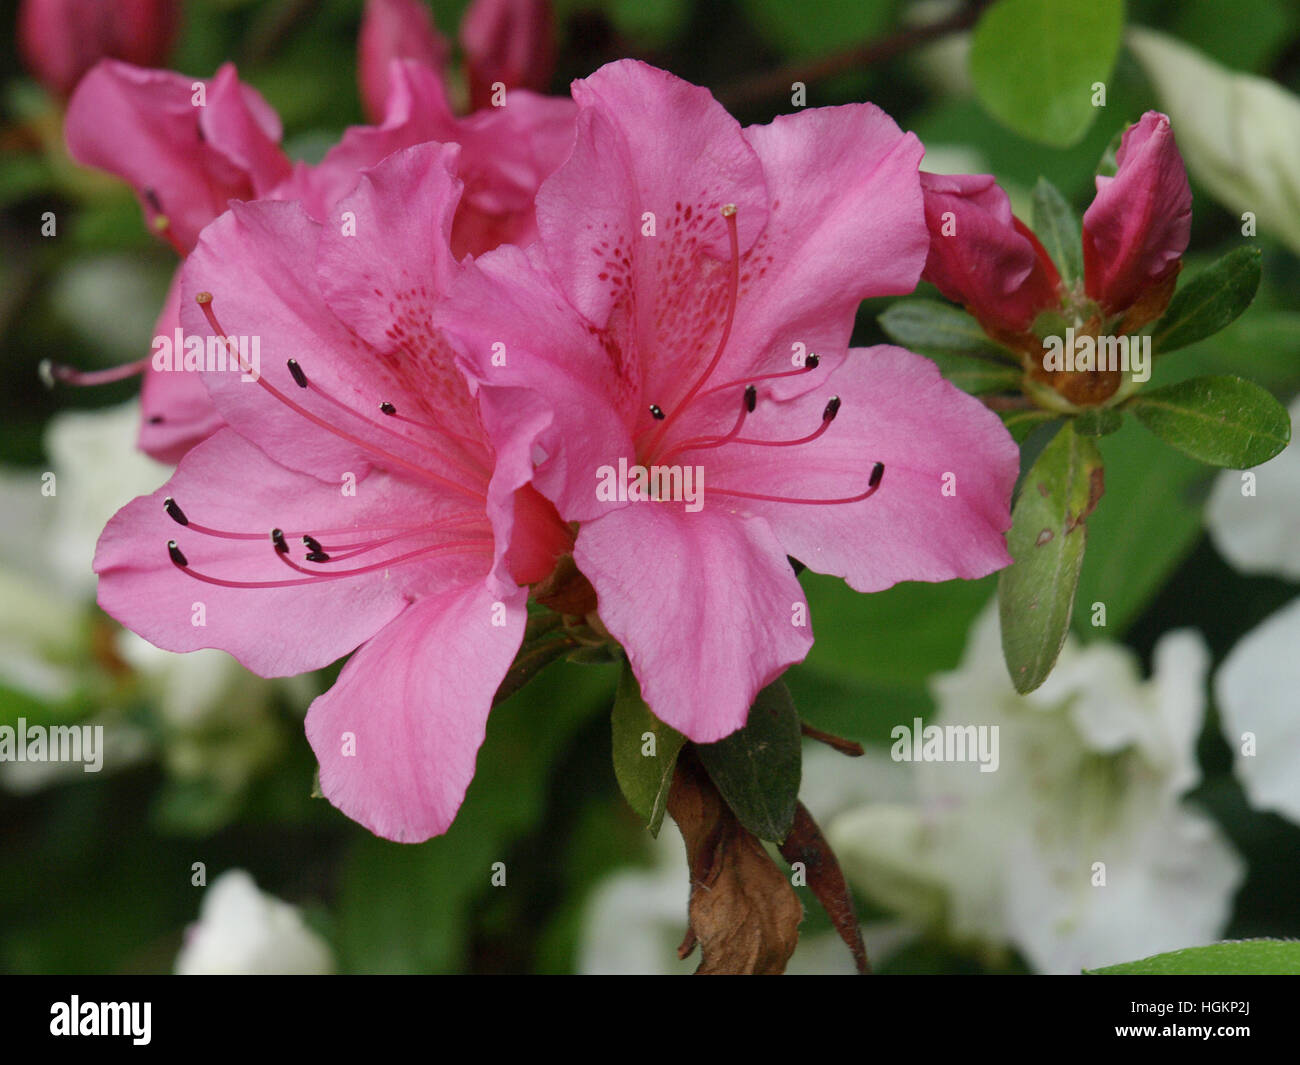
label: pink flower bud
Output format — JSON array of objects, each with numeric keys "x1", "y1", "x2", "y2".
[
  {"x1": 18, "y1": 0, "x2": 179, "y2": 98},
  {"x1": 1082, "y1": 111, "x2": 1191, "y2": 319},
  {"x1": 919, "y1": 171, "x2": 1061, "y2": 340},
  {"x1": 460, "y1": 0, "x2": 555, "y2": 111},
  {"x1": 357, "y1": 0, "x2": 450, "y2": 123}
]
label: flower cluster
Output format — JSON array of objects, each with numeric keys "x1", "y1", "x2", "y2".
[{"x1": 54, "y1": 7, "x2": 1213, "y2": 849}]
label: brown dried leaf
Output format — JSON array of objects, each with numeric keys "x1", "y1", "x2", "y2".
[
  {"x1": 779, "y1": 801, "x2": 870, "y2": 974},
  {"x1": 667, "y1": 749, "x2": 803, "y2": 975}
]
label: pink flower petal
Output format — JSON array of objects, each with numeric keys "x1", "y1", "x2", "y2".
[
  {"x1": 726, "y1": 345, "x2": 1018, "y2": 591},
  {"x1": 65, "y1": 60, "x2": 290, "y2": 253},
  {"x1": 357, "y1": 0, "x2": 451, "y2": 123},
  {"x1": 574, "y1": 505, "x2": 812, "y2": 742},
  {"x1": 138, "y1": 269, "x2": 225, "y2": 463},
  {"x1": 306, "y1": 581, "x2": 527, "y2": 842},
  {"x1": 93, "y1": 429, "x2": 468, "y2": 676},
  {"x1": 1083, "y1": 111, "x2": 1192, "y2": 315}
]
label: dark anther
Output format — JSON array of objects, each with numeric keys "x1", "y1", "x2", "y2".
[
  {"x1": 805, "y1": 353, "x2": 820, "y2": 370},
  {"x1": 302, "y1": 534, "x2": 324, "y2": 554},
  {"x1": 305, "y1": 551, "x2": 331, "y2": 563},
  {"x1": 163, "y1": 497, "x2": 189, "y2": 526},
  {"x1": 143, "y1": 187, "x2": 163, "y2": 214},
  {"x1": 744, "y1": 384, "x2": 757, "y2": 413},
  {"x1": 167, "y1": 540, "x2": 188, "y2": 567},
  {"x1": 823, "y1": 396, "x2": 841, "y2": 421},
  {"x1": 287, "y1": 359, "x2": 308, "y2": 388},
  {"x1": 147, "y1": 415, "x2": 165, "y2": 424},
  {"x1": 869, "y1": 462, "x2": 885, "y2": 488},
  {"x1": 271, "y1": 528, "x2": 289, "y2": 554},
  {"x1": 380, "y1": 402, "x2": 397, "y2": 415},
  {"x1": 649, "y1": 404, "x2": 665, "y2": 420}
]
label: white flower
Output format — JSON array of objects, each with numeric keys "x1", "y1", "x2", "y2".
[
  {"x1": 1207, "y1": 401, "x2": 1300, "y2": 823},
  {"x1": 42, "y1": 401, "x2": 169, "y2": 599},
  {"x1": 1206, "y1": 399, "x2": 1300, "y2": 581},
  {"x1": 175, "y1": 870, "x2": 334, "y2": 975},
  {"x1": 1127, "y1": 27, "x2": 1300, "y2": 256},
  {"x1": 828, "y1": 607, "x2": 1243, "y2": 974}
]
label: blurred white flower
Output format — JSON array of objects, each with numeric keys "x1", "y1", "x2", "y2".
[
  {"x1": 42, "y1": 400, "x2": 169, "y2": 598},
  {"x1": 1207, "y1": 398, "x2": 1300, "y2": 823},
  {"x1": 1128, "y1": 27, "x2": 1300, "y2": 255},
  {"x1": 0, "y1": 400, "x2": 291, "y2": 799},
  {"x1": 829, "y1": 607, "x2": 1242, "y2": 974},
  {"x1": 175, "y1": 870, "x2": 334, "y2": 975}
]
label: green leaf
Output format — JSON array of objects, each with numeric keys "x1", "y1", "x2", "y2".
[
  {"x1": 923, "y1": 351, "x2": 1023, "y2": 395},
  {"x1": 610, "y1": 662, "x2": 684, "y2": 836},
  {"x1": 969, "y1": 0, "x2": 1124, "y2": 147},
  {"x1": 878, "y1": 300, "x2": 1015, "y2": 361},
  {"x1": 696, "y1": 680, "x2": 802, "y2": 843},
  {"x1": 1030, "y1": 177, "x2": 1083, "y2": 285},
  {"x1": 1128, "y1": 374, "x2": 1291, "y2": 467},
  {"x1": 1070, "y1": 418, "x2": 1204, "y2": 635},
  {"x1": 1149, "y1": 246, "x2": 1263, "y2": 354},
  {"x1": 1001, "y1": 409, "x2": 1058, "y2": 444},
  {"x1": 999, "y1": 423, "x2": 1105, "y2": 693},
  {"x1": 1072, "y1": 406, "x2": 1123, "y2": 437},
  {"x1": 1087, "y1": 940, "x2": 1300, "y2": 975}
]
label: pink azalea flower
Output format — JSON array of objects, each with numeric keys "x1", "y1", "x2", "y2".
[
  {"x1": 18, "y1": 0, "x2": 179, "y2": 98},
  {"x1": 62, "y1": 60, "x2": 293, "y2": 462},
  {"x1": 94, "y1": 145, "x2": 573, "y2": 842},
  {"x1": 288, "y1": 59, "x2": 575, "y2": 259},
  {"x1": 60, "y1": 57, "x2": 574, "y2": 462},
  {"x1": 918, "y1": 171, "x2": 1061, "y2": 342},
  {"x1": 357, "y1": 0, "x2": 451, "y2": 123},
  {"x1": 1082, "y1": 111, "x2": 1192, "y2": 322},
  {"x1": 436, "y1": 61, "x2": 1020, "y2": 743},
  {"x1": 460, "y1": 0, "x2": 556, "y2": 112}
]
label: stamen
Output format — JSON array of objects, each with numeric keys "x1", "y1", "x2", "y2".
[
  {"x1": 697, "y1": 354, "x2": 820, "y2": 401},
  {"x1": 710, "y1": 462, "x2": 885, "y2": 506},
  {"x1": 168, "y1": 539, "x2": 490, "y2": 589},
  {"x1": 823, "y1": 396, "x2": 841, "y2": 421},
  {"x1": 195, "y1": 294, "x2": 486, "y2": 502},
  {"x1": 271, "y1": 528, "x2": 289, "y2": 554},
  {"x1": 302, "y1": 535, "x2": 324, "y2": 555},
  {"x1": 287, "y1": 359, "x2": 308, "y2": 389},
  {"x1": 380, "y1": 402, "x2": 397, "y2": 415},
  {"x1": 163, "y1": 497, "x2": 189, "y2": 526},
  {"x1": 745, "y1": 385, "x2": 757, "y2": 413},
  {"x1": 649, "y1": 404, "x2": 665, "y2": 420},
  {"x1": 39, "y1": 357, "x2": 150, "y2": 389}
]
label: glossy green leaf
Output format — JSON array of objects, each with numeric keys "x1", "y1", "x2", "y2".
[
  {"x1": 969, "y1": 0, "x2": 1124, "y2": 147},
  {"x1": 1030, "y1": 177, "x2": 1083, "y2": 285},
  {"x1": 1129, "y1": 374, "x2": 1291, "y2": 467},
  {"x1": 999, "y1": 423, "x2": 1105, "y2": 693},
  {"x1": 923, "y1": 351, "x2": 1023, "y2": 395},
  {"x1": 610, "y1": 661, "x2": 684, "y2": 836},
  {"x1": 1150, "y1": 246, "x2": 1263, "y2": 354},
  {"x1": 1088, "y1": 939, "x2": 1300, "y2": 975},
  {"x1": 1073, "y1": 406, "x2": 1123, "y2": 437},
  {"x1": 1070, "y1": 418, "x2": 1204, "y2": 635},
  {"x1": 879, "y1": 300, "x2": 1014, "y2": 361},
  {"x1": 696, "y1": 680, "x2": 802, "y2": 843}
]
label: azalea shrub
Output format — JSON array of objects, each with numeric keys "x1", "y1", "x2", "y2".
[{"x1": 1, "y1": 0, "x2": 1298, "y2": 977}]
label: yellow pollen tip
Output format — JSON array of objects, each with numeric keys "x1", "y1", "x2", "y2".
[
  {"x1": 152, "y1": 215, "x2": 170, "y2": 231},
  {"x1": 721, "y1": 204, "x2": 737, "y2": 217},
  {"x1": 195, "y1": 291, "x2": 212, "y2": 305}
]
